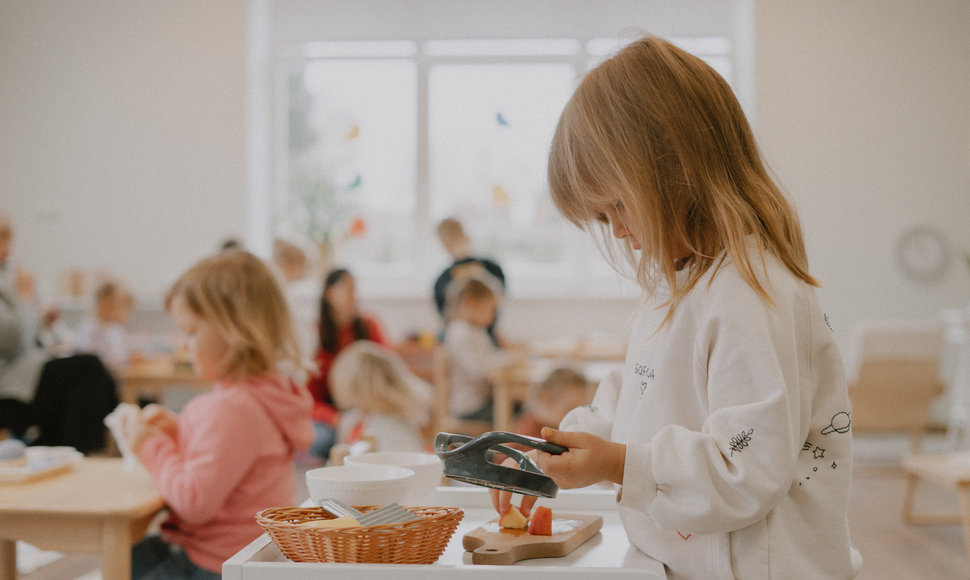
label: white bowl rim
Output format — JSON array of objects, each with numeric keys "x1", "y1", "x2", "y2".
[
  {"x1": 305, "y1": 464, "x2": 415, "y2": 482},
  {"x1": 343, "y1": 451, "x2": 443, "y2": 466}
]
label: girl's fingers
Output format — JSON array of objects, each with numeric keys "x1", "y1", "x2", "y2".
[
  {"x1": 491, "y1": 488, "x2": 514, "y2": 515},
  {"x1": 518, "y1": 494, "x2": 538, "y2": 517},
  {"x1": 541, "y1": 426, "x2": 581, "y2": 449}
]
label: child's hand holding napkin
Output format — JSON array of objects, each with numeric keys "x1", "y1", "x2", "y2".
[{"x1": 104, "y1": 403, "x2": 174, "y2": 471}]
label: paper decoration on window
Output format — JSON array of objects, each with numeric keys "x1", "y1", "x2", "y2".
[
  {"x1": 496, "y1": 112, "x2": 510, "y2": 127},
  {"x1": 491, "y1": 184, "x2": 511, "y2": 206},
  {"x1": 345, "y1": 125, "x2": 360, "y2": 140},
  {"x1": 347, "y1": 216, "x2": 367, "y2": 238},
  {"x1": 348, "y1": 174, "x2": 362, "y2": 189}
]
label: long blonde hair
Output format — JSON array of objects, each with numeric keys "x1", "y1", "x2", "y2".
[
  {"x1": 329, "y1": 340, "x2": 432, "y2": 427},
  {"x1": 549, "y1": 35, "x2": 817, "y2": 318},
  {"x1": 165, "y1": 251, "x2": 303, "y2": 379}
]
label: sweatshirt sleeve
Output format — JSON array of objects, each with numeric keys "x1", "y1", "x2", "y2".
[
  {"x1": 559, "y1": 366, "x2": 622, "y2": 439},
  {"x1": 137, "y1": 395, "x2": 266, "y2": 525},
  {"x1": 620, "y1": 274, "x2": 811, "y2": 534}
]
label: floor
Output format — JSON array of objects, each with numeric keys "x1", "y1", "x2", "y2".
[{"x1": 16, "y1": 433, "x2": 970, "y2": 579}]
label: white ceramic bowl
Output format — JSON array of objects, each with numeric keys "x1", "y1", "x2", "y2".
[
  {"x1": 305, "y1": 464, "x2": 415, "y2": 507},
  {"x1": 343, "y1": 451, "x2": 444, "y2": 505}
]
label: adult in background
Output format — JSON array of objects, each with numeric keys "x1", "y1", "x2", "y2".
[
  {"x1": 0, "y1": 213, "x2": 116, "y2": 450},
  {"x1": 433, "y1": 217, "x2": 505, "y2": 343},
  {"x1": 305, "y1": 268, "x2": 390, "y2": 462}
]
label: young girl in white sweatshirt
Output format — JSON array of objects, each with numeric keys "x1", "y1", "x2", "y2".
[{"x1": 494, "y1": 35, "x2": 861, "y2": 579}]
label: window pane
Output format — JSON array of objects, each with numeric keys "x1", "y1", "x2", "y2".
[
  {"x1": 300, "y1": 40, "x2": 416, "y2": 58},
  {"x1": 428, "y1": 63, "x2": 575, "y2": 272},
  {"x1": 424, "y1": 38, "x2": 580, "y2": 57},
  {"x1": 284, "y1": 58, "x2": 417, "y2": 265}
]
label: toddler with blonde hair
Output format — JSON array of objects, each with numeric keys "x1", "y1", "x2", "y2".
[
  {"x1": 330, "y1": 340, "x2": 432, "y2": 453},
  {"x1": 128, "y1": 251, "x2": 312, "y2": 579}
]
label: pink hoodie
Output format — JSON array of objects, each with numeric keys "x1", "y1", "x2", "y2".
[{"x1": 137, "y1": 371, "x2": 313, "y2": 573}]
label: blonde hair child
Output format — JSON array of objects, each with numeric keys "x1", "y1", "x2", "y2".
[
  {"x1": 443, "y1": 275, "x2": 519, "y2": 422},
  {"x1": 495, "y1": 36, "x2": 860, "y2": 579},
  {"x1": 514, "y1": 368, "x2": 589, "y2": 438},
  {"x1": 330, "y1": 340, "x2": 433, "y2": 453},
  {"x1": 129, "y1": 251, "x2": 312, "y2": 579}
]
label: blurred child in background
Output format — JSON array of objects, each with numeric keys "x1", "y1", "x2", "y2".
[
  {"x1": 433, "y1": 217, "x2": 505, "y2": 343},
  {"x1": 73, "y1": 278, "x2": 134, "y2": 371},
  {"x1": 272, "y1": 236, "x2": 321, "y2": 362},
  {"x1": 330, "y1": 340, "x2": 433, "y2": 453},
  {"x1": 306, "y1": 268, "x2": 390, "y2": 461},
  {"x1": 443, "y1": 275, "x2": 519, "y2": 423},
  {"x1": 128, "y1": 251, "x2": 312, "y2": 579},
  {"x1": 513, "y1": 367, "x2": 589, "y2": 441}
]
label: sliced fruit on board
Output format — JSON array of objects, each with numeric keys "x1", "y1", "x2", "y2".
[
  {"x1": 498, "y1": 505, "x2": 528, "y2": 529},
  {"x1": 528, "y1": 506, "x2": 552, "y2": 536}
]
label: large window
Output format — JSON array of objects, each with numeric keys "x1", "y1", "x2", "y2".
[{"x1": 275, "y1": 36, "x2": 735, "y2": 296}]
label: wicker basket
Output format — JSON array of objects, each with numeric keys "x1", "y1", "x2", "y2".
[{"x1": 256, "y1": 505, "x2": 464, "y2": 564}]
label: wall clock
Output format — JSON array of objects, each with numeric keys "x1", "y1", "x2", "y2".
[{"x1": 895, "y1": 225, "x2": 951, "y2": 282}]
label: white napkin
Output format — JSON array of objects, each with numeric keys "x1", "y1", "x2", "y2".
[{"x1": 103, "y1": 402, "x2": 143, "y2": 472}]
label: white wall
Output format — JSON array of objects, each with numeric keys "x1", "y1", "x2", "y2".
[
  {"x1": 1, "y1": 1, "x2": 968, "y2": 351},
  {"x1": 0, "y1": 0, "x2": 249, "y2": 302},
  {"x1": 755, "y1": 0, "x2": 970, "y2": 349}
]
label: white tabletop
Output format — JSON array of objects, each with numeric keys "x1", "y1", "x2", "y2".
[{"x1": 223, "y1": 485, "x2": 666, "y2": 579}]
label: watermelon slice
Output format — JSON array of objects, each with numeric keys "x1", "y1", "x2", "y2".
[{"x1": 528, "y1": 506, "x2": 553, "y2": 535}]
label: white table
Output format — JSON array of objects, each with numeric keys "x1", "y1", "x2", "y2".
[{"x1": 223, "y1": 485, "x2": 666, "y2": 579}]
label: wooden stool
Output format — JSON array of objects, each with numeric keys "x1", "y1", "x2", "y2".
[{"x1": 902, "y1": 452, "x2": 970, "y2": 557}]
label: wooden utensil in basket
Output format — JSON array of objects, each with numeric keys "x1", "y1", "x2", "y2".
[{"x1": 256, "y1": 505, "x2": 463, "y2": 564}]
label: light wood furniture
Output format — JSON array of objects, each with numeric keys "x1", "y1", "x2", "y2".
[
  {"x1": 119, "y1": 358, "x2": 211, "y2": 405},
  {"x1": 489, "y1": 359, "x2": 534, "y2": 433},
  {"x1": 526, "y1": 334, "x2": 626, "y2": 363},
  {"x1": 846, "y1": 320, "x2": 945, "y2": 451},
  {"x1": 902, "y1": 452, "x2": 970, "y2": 557},
  {"x1": 0, "y1": 457, "x2": 165, "y2": 580}
]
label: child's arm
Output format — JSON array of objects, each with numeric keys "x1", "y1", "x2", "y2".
[
  {"x1": 137, "y1": 396, "x2": 266, "y2": 524},
  {"x1": 142, "y1": 404, "x2": 178, "y2": 439},
  {"x1": 621, "y1": 275, "x2": 832, "y2": 535}
]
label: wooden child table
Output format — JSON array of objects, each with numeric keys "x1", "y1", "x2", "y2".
[{"x1": 0, "y1": 457, "x2": 165, "y2": 580}]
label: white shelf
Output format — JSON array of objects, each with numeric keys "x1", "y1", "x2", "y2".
[{"x1": 223, "y1": 486, "x2": 666, "y2": 579}]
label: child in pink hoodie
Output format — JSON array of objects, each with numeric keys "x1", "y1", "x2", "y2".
[{"x1": 130, "y1": 251, "x2": 313, "y2": 579}]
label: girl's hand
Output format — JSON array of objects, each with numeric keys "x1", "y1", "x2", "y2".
[
  {"x1": 142, "y1": 404, "x2": 178, "y2": 439},
  {"x1": 129, "y1": 417, "x2": 162, "y2": 454},
  {"x1": 488, "y1": 453, "x2": 539, "y2": 518},
  {"x1": 535, "y1": 427, "x2": 626, "y2": 489}
]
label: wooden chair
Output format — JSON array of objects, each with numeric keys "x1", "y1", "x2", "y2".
[
  {"x1": 489, "y1": 357, "x2": 534, "y2": 433},
  {"x1": 846, "y1": 319, "x2": 945, "y2": 452},
  {"x1": 430, "y1": 347, "x2": 491, "y2": 437},
  {"x1": 901, "y1": 311, "x2": 970, "y2": 555}
]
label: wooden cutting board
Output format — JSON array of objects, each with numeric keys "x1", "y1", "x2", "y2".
[{"x1": 462, "y1": 512, "x2": 603, "y2": 565}]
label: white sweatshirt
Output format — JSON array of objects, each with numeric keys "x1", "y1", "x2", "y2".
[
  {"x1": 561, "y1": 248, "x2": 862, "y2": 579},
  {"x1": 444, "y1": 318, "x2": 514, "y2": 417}
]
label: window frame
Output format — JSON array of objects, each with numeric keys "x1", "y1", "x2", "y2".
[{"x1": 271, "y1": 36, "x2": 738, "y2": 299}]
